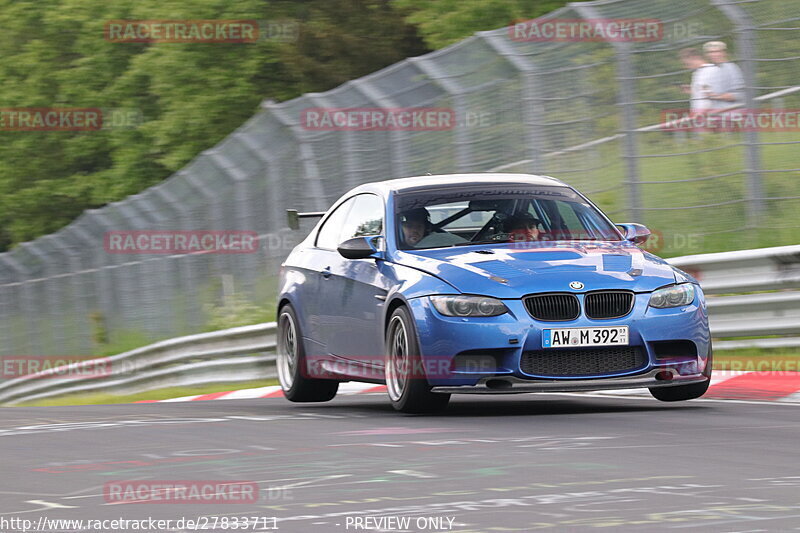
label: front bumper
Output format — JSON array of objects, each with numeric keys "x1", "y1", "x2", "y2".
[
  {"x1": 407, "y1": 289, "x2": 711, "y2": 391},
  {"x1": 430, "y1": 368, "x2": 708, "y2": 394}
]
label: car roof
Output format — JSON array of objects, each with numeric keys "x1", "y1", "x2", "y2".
[{"x1": 349, "y1": 173, "x2": 567, "y2": 196}]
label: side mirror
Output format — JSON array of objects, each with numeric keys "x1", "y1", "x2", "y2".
[
  {"x1": 616, "y1": 223, "x2": 651, "y2": 245},
  {"x1": 337, "y1": 236, "x2": 384, "y2": 260}
]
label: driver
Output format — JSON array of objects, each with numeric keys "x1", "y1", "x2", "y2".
[
  {"x1": 400, "y1": 207, "x2": 466, "y2": 248},
  {"x1": 400, "y1": 207, "x2": 430, "y2": 247},
  {"x1": 504, "y1": 212, "x2": 542, "y2": 242}
]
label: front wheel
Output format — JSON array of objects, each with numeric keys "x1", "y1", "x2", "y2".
[
  {"x1": 277, "y1": 304, "x2": 338, "y2": 402},
  {"x1": 385, "y1": 306, "x2": 450, "y2": 413}
]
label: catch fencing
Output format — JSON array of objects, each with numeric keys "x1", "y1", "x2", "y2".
[{"x1": 0, "y1": 0, "x2": 797, "y2": 358}]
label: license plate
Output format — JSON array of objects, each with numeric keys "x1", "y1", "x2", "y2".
[{"x1": 542, "y1": 326, "x2": 629, "y2": 348}]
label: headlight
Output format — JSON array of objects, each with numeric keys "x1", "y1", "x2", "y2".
[
  {"x1": 429, "y1": 295, "x2": 508, "y2": 317},
  {"x1": 649, "y1": 283, "x2": 695, "y2": 308}
]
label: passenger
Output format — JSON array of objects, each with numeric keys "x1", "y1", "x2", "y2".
[{"x1": 504, "y1": 213, "x2": 542, "y2": 242}]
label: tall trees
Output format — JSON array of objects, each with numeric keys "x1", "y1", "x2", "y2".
[{"x1": 0, "y1": 0, "x2": 427, "y2": 251}]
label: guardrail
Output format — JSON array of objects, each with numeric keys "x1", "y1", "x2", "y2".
[
  {"x1": 670, "y1": 244, "x2": 800, "y2": 350},
  {"x1": 0, "y1": 323, "x2": 277, "y2": 406},
  {"x1": 1, "y1": 245, "x2": 798, "y2": 406}
]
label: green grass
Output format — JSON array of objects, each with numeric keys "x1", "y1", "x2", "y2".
[
  {"x1": 548, "y1": 129, "x2": 800, "y2": 258},
  {"x1": 93, "y1": 330, "x2": 159, "y2": 357},
  {"x1": 12, "y1": 378, "x2": 279, "y2": 407}
]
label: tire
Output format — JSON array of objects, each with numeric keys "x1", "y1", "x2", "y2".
[
  {"x1": 277, "y1": 304, "x2": 338, "y2": 402},
  {"x1": 385, "y1": 306, "x2": 450, "y2": 413},
  {"x1": 649, "y1": 378, "x2": 710, "y2": 402},
  {"x1": 649, "y1": 341, "x2": 712, "y2": 402}
]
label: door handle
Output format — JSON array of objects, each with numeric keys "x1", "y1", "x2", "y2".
[{"x1": 321, "y1": 266, "x2": 332, "y2": 279}]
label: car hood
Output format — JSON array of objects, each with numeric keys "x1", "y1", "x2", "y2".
[{"x1": 393, "y1": 242, "x2": 678, "y2": 298}]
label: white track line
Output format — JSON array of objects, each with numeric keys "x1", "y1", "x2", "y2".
[
  {"x1": 160, "y1": 394, "x2": 203, "y2": 402},
  {"x1": 220, "y1": 386, "x2": 282, "y2": 400}
]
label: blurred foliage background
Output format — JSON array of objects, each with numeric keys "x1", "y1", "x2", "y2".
[
  {"x1": 0, "y1": 0, "x2": 594, "y2": 252},
  {"x1": 0, "y1": 0, "x2": 491, "y2": 251}
]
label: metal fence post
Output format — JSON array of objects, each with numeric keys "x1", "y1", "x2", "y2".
[
  {"x1": 264, "y1": 102, "x2": 329, "y2": 211},
  {"x1": 407, "y1": 57, "x2": 473, "y2": 172},
  {"x1": 68, "y1": 219, "x2": 114, "y2": 347},
  {"x1": 0, "y1": 255, "x2": 27, "y2": 356},
  {"x1": 478, "y1": 31, "x2": 546, "y2": 174},
  {"x1": 20, "y1": 242, "x2": 64, "y2": 353},
  {"x1": 572, "y1": 4, "x2": 641, "y2": 222},
  {"x1": 713, "y1": 0, "x2": 764, "y2": 227},
  {"x1": 151, "y1": 184, "x2": 200, "y2": 333},
  {"x1": 235, "y1": 131, "x2": 284, "y2": 231},
  {"x1": 52, "y1": 229, "x2": 95, "y2": 354},
  {"x1": 350, "y1": 78, "x2": 414, "y2": 178},
  {"x1": 306, "y1": 93, "x2": 362, "y2": 192},
  {"x1": 613, "y1": 48, "x2": 641, "y2": 223}
]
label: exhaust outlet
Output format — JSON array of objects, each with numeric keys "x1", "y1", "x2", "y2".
[{"x1": 485, "y1": 379, "x2": 513, "y2": 390}]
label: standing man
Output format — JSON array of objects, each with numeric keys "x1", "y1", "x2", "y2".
[
  {"x1": 679, "y1": 48, "x2": 714, "y2": 113},
  {"x1": 703, "y1": 41, "x2": 745, "y2": 109}
]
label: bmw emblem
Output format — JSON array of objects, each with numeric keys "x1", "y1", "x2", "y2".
[{"x1": 569, "y1": 281, "x2": 584, "y2": 290}]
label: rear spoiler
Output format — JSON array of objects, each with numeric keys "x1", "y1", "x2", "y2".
[{"x1": 286, "y1": 209, "x2": 325, "y2": 230}]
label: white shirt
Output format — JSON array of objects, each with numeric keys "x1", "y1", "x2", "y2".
[
  {"x1": 706, "y1": 62, "x2": 745, "y2": 109},
  {"x1": 690, "y1": 64, "x2": 715, "y2": 112}
]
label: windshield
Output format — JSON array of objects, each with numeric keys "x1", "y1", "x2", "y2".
[{"x1": 395, "y1": 185, "x2": 622, "y2": 250}]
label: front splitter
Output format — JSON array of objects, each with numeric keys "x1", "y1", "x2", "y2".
[{"x1": 430, "y1": 369, "x2": 709, "y2": 394}]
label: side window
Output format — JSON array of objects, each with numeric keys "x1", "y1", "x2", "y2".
[
  {"x1": 316, "y1": 197, "x2": 356, "y2": 249},
  {"x1": 340, "y1": 194, "x2": 384, "y2": 241},
  {"x1": 555, "y1": 201, "x2": 584, "y2": 230}
]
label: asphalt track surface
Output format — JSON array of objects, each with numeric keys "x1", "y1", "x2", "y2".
[{"x1": 1, "y1": 393, "x2": 800, "y2": 533}]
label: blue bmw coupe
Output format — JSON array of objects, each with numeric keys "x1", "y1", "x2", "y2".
[{"x1": 277, "y1": 174, "x2": 711, "y2": 412}]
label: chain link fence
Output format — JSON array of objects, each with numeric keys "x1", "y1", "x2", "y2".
[{"x1": 0, "y1": 0, "x2": 797, "y2": 358}]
